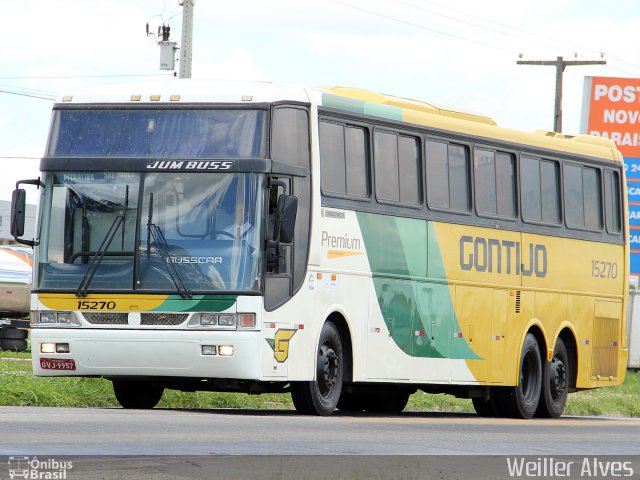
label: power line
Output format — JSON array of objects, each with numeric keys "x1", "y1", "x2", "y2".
[
  {"x1": 0, "y1": 73, "x2": 174, "y2": 80},
  {"x1": 388, "y1": 0, "x2": 562, "y2": 52},
  {"x1": 0, "y1": 89, "x2": 56, "y2": 101},
  {"x1": 406, "y1": 0, "x2": 640, "y2": 73},
  {"x1": 328, "y1": 0, "x2": 514, "y2": 53}
]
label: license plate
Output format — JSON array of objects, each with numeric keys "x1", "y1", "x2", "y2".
[{"x1": 40, "y1": 358, "x2": 76, "y2": 371}]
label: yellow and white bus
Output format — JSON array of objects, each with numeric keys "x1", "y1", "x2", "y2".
[{"x1": 12, "y1": 80, "x2": 628, "y2": 418}]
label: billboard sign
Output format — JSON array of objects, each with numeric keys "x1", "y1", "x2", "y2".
[{"x1": 582, "y1": 76, "x2": 640, "y2": 275}]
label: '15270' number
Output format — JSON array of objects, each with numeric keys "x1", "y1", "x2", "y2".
[
  {"x1": 591, "y1": 260, "x2": 618, "y2": 279},
  {"x1": 77, "y1": 301, "x2": 116, "y2": 310}
]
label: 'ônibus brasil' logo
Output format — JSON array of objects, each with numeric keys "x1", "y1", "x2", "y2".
[{"x1": 266, "y1": 329, "x2": 297, "y2": 363}]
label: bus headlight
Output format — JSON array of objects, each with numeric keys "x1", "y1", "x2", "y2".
[
  {"x1": 199, "y1": 314, "x2": 218, "y2": 326},
  {"x1": 35, "y1": 311, "x2": 81, "y2": 327},
  {"x1": 39, "y1": 312, "x2": 57, "y2": 324},
  {"x1": 217, "y1": 345, "x2": 234, "y2": 356},
  {"x1": 188, "y1": 313, "x2": 256, "y2": 330},
  {"x1": 217, "y1": 315, "x2": 235, "y2": 328},
  {"x1": 40, "y1": 342, "x2": 71, "y2": 354}
]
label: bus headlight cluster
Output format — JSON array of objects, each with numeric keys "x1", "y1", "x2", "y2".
[
  {"x1": 34, "y1": 311, "x2": 81, "y2": 327},
  {"x1": 40, "y1": 342, "x2": 70, "y2": 354},
  {"x1": 201, "y1": 345, "x2": 235, "y2": 356},
  {"x1": 189, "y1": 313, "x2": 256, "y2": 330}
]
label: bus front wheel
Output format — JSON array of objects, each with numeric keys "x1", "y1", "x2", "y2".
[
  {"x1": 113, "y1": 380, "x2": 164, "y2": 409},
  {"x1": 291, "y1": 321, "x2": 344, "y2": 416}
]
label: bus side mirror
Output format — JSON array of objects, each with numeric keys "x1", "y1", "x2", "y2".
[
  {"x1": 11, "y1": 189, "x2": 27, "y2": 238},
  {"x1": 11, "y1": 179, "x2": 40, "y2": 247},
  {"x1": 276, "y1": 194, "x2": 297, "y2": 244}
]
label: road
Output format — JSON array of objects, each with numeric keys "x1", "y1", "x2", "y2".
[{"x1": 1, "y1": 407, "x2": 639, "y2": 479}]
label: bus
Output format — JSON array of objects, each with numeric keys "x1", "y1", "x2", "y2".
[{"x1": 11, "y1": 80, "x2": 628, "y2": 419}]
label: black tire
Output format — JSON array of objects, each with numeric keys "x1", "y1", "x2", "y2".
[
  {"x1": 0, "y1": 338, "x2": 28, "y2": 352},
  {"x1": 364, "y1": 392, "x2": 410, "y2": 414},
  {"x1": 113, "y1": 380, "x2": 164, "y2": 409},
  {"x1": 291, "y1": 321, "x2": 343, "y2": 416},
  {"x1": 0, "y1": 327, "x2": 28, "y2": 340},
  {"x1": 536, "y1": 338, "x2": 569, "y2": 418},
  {"x1": 496, "y1": 333, "x2": 542, "y2": 419}
]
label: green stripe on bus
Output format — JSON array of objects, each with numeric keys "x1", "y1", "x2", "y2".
[
  {"x1": 321, "y1": 93, "x2": 403, "y2": 122},
  {"x1": 362, "y1": 102, "x2": 403, "y2": 121},
  {"x1": 153, "y1": 295, "x2": 237, "y2": 312},
  {"x1": 322, "y1": 93, "x2": 366, "y2": 114},
  {"x1": 356, "y1": 212, "x2": 479, "y2": 360}
]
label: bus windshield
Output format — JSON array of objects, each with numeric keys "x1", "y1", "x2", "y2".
[
  {"x1": 48, "y1": 109, "x2": 266, "y2": 158},
  {"x1": 37, "y1": 171, "x2": 264, "y2": 294}
]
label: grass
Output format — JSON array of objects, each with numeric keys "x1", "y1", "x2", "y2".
[{"x1": 2, "y1": 352, "x2": 639, "y2": 416}]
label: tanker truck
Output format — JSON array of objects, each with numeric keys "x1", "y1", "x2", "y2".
[{"x1": 0, "y1": 245, "x2": 31, "y2": 351}]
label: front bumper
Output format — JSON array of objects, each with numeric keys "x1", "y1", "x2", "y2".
[{"x1": 31, "y1": 328, "x2": 262, "y2": 379}]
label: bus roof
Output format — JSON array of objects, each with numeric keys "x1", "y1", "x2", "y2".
[
  {"x1": 317, "y1": 86, "x2": 622, "y2": 163},
  {"x1": 56, "y1": 79, "x2": 622, "y2": 163}
]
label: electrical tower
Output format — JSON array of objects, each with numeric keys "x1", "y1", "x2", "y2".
[{"x1": 517, "y1": 55, "x2": 606, "y2": 133}]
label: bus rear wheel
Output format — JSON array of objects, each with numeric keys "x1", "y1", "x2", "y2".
[
  {"x1": 536, "y1": 338, "x2": 569, "y2": 418},
  {"x1": 113, "y1": 380, "x2": 164, "y2": 409},
  {"x1": 496, "y1": 333, "x2": 542, "y2": 419},
  {"x1": 291, "y1": 321, "x2": 343, "y2": 416}
]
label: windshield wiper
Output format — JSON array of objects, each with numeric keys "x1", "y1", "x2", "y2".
[
  {"x1": 76, "y1": 186, "x2": 129, "y2": 297},
  {"x1": 76, "y1": 215, "x2": 124, "y2": 297},
  {"x1": 146, "y1": 193, "x2": 192, "y2": 299}
]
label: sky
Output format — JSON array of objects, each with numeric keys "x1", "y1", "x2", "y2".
[{"x1": 1, "y1": 0, "x2": 640, "y2": 202}]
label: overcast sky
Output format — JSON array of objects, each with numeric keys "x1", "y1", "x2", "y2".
[{"x1": 1, "y1": 0, "x2": 639, "y2": 202}]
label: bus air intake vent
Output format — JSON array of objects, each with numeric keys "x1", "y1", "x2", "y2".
[
  {"x1": 515, "y1": 291, "x2": 521, "y2": 314},
  {"x1": 140, "y1": 313, "x2": 189, "y2": 326},
  {"x1": 83, "y1": 313, "x2": 129, "y2": 325}
]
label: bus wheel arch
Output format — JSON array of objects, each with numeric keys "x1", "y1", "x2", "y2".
[
  {"x1": 326, "y1": 312, "x2": 353, "y2": 384},
  {"x1": 291, "y1": 313, "x2": 351, "y2": 416},
  {"x1": 558, "y1": 328, "x2": 578, "y2": 392}
]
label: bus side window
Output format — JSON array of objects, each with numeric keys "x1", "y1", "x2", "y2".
[{"x1": 605, "y1": 170, "x2": 622, "y2": 234}]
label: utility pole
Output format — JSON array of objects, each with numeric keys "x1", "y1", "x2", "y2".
[
  {"x1": 179, "y1": 0, "x2": 195, "y2": 79},
  {"x1": 517, "y1": 56, "x2": 606, "y2": 132}
]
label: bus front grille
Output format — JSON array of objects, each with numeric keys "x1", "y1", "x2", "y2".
[
  {"x1": 140, "y1": 313, "x2": 189, "y2": 326},
  {"x1": 83, "y1": 313, "x2": 129, "y2": 325}
]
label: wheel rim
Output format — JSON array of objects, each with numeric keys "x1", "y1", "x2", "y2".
[
  {"x1": 317, "y1": 343, "x2": 339, "y2": 398},
  {"x1": 549, "y1": 356, "x2": 567, "y2": 400},
  {"x1": 520, "y1": 350, "x2": 539, "y2": 403}
]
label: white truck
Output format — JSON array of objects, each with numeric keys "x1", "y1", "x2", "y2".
[{"x1": 626, "y1": 289, "x2": 640, "y2": 370}]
